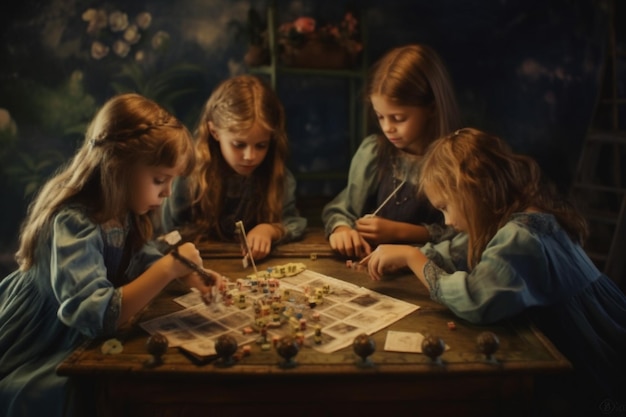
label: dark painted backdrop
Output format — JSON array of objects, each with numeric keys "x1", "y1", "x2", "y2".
[{"x1": 0, "y1": 0, "x2": 613, "y2": 273}]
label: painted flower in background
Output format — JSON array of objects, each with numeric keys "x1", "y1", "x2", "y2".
[
  {"x1": 112, "y1": 39, "x2": 130, "y2": 58},
  {"x1": 108, "y1": 11, "x2": 129, "y2": 32},
  {"x1": 0, "y1": 108, "x2": 17, "y2": 137},
  {"x1": 82, "y1": 9, "x2": 107, "y2": 35},
  {"x1": 136, "y1": 12, "x2": 152, "y2": 30},
  {"x1": 151, "y1": 30, "x2": 171, "y2": 51},
  {"x1": 90, "y1": 41, "x2": 110, "y2": 60},
  {"x1": 123, "y1": 25, "x2": 141, "y2": 45},
  {"x1": 82, "y1": 8, "x2": 161, "y2": 61},
  {"x1": 277, "y1": 12, "x2": 363, "y2": 66},
  {"x1": 293, "y1": 17, "x2": 315, "y2": 34}
]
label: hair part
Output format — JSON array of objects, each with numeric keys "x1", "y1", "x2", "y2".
[
  {"x1": 16, "y1": 93, "x2": 195, "y2": 270},
  {"x1": 191, "y1": 75, "x2": 288, "y2": 239},
  {"x1": 419, "y1": 127, "x2": 588, "y2": 268}
]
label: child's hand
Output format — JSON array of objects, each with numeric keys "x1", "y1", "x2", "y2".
[
  {"x1": 179, "y1": 269, "x2": 224, "y2": 300},
  {"x1": 329, "y1": 226, "x2": 372, "y2": 258},
  {"x1": 246, "y1": 224, "x2": 275, "y2": 260},
  {"x1": 171, "y1": 242, "x2": 203, "y2": 277},
  {"x1": 355, "y1": 216, "x2": 400, "y2": 245},
  {"x1": 360, "y1": 244, "x2": 419, "y2": 280}
]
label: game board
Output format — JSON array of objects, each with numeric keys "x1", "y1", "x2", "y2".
[{"x1": 140, "y1": 265, "x2": 419, "y2": 356}]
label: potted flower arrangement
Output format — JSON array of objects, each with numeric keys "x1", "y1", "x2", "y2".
[{"x1": 277, "y1": 12, "x2": 362, "y2": 69}]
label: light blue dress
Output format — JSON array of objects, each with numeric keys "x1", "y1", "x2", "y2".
[
  {"x1": 420, "y1": 212, "x2": 626, "y2": 409},
  {"x1": 0, "y1": 205, "x2": 163, "y2": 417},
  {"x1": 161, "y1": 168, "x2": 307, "y2": 243},
  {"x1": 321, "y1": 134, "x2": 450, "y2": 241}
]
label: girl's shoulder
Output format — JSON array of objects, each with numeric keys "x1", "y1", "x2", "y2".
[
  {"x1": 53, "y1": 204, "x2": 125, "y2": 234},
  {"x1": 509, "y1": 212, "x2": 559, "y2": 233},
  {"x1": 53, "y1": 204, "x2": 93, "y2": 226},
  {"x1": 357, "y1": 134, "x2": 380, "y2": 152}
]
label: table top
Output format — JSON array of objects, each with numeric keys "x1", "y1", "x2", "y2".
[{"x1": 57, "y1": 229, "x2": 571, "y2": 380}]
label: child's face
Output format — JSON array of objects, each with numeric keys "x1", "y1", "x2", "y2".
[
  {"x1": 370, "y1": 94, "x2": 434, "y2": 155},
  {"x1": 424, "y1": 184, "x2": 468, "y2": 233},
  {"x1": 210, "y1": 122, "x2": 271, "y2": 176},
  {"x1": 128, "y1": 164, "x2": 179, "y2": 215}
]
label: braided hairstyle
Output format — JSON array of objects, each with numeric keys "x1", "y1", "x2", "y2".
[{"x1": 16, "y1": 93, "x2": 195, "y2": 270}]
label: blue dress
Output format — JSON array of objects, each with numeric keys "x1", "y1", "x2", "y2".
[
  {"x1": 420, "y1": 212, "x2": 626, "y2": 411},
  {"x1": 161, "y1": 168, "x2": 307, "y2": 242},
  {"x1": 0, "y1": 205, "x2": 163, "y2": 417},
  {"x1": 321, "y1": 134, "x2": 451, "y2": 241}
]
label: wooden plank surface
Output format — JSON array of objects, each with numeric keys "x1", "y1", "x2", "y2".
[{"x1": 57, "y1": 237, "x2": 572, "y2": 417}]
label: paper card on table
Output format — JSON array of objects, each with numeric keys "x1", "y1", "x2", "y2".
[
  {"x1": 384, "y1": 330, "x2": 450, "y2": 353},
  {"x1": 179, "y1": 339, "x2": 217, "y2": 358}
]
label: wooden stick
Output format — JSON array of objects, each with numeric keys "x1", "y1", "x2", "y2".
[
  {"x1": 370, "y1": 179, "x2": 406, "y2": 217},
  {"x1": 170, "y1": 248, "x2": 216, "y2": 285},
  {"x1": 235, "y1": 220, "x2": 259, "y2": 277}
]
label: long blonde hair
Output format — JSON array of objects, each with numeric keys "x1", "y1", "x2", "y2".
[
  {"x1": 190, "y1": 75, "x2": 288, "y2": 239},
  {"x1": 16, "y1": 93, "x2": 195, "y2": 270},
  {"x1": 419, "y1": 128, "x2": 588, "y2": 269},
  {"x1": 366, "y1": 43, "x2": 462, "y2": 170}
]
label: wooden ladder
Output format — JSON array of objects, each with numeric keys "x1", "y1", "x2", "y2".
[
  {"x1": 571, "y1": 131, "x2": 626, "y2": 287},
  {"x1": 570, "y1": 0, "x2": 625, "y2": 291}
]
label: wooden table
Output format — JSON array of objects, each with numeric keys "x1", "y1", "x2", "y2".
[{"x1": 57, "y1": 229, "x2": 571, "y2": 417}]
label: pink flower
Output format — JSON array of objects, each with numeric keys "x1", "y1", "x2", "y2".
[{"x1": 293, "y1": 17, "x2": 315, "y2": 34}]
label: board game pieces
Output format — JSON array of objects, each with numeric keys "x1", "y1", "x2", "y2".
[
  {"x1": 421, "y1": 334, "x2": 445, "y2": 364},
  {"x1": 276, "y1": 335, "x2": 300, "y2": 368},
  {"x1": 353, "y1": 333, "x2": 376, "y2": 367},
  {"x1": 214, "y1": 334, "x2": 238, "y2": 367},
  {"x1": 145, "y1": 333, "x2": 168, "y2": 367},
  {"x1": 477, "y1": 331, "x2": 500, "y2": 363}
]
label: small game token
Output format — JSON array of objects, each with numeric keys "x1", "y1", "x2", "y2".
[{"x1": 101, "y1": 338, "x2": 124, "y2": 355}]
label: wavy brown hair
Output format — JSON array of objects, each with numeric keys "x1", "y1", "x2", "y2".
[
  {"x1": 366, "y1": 44, "x2": 462, "y2": 172},
  {"x1": 419, "y1": 127, "x2": 588, "y2": 269},
  {"x1": 16, "y1": 93, "x2": 195, "y2": 270},
  {"x1": 189, "y1": 75, "x2": 288, "y2": 239}
]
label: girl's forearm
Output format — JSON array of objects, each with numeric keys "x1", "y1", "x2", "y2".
[
  {"x1": 406, "y1": 249, "x2": 431, "y2": 290},
  {"x1": 118, "y1": 255, "x2": 176, "y2": 325},
  {"x1": 396, "y1": 223, "x2": 431, "y2": 243}
]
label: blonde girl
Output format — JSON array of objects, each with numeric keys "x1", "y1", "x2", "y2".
[
  {"x1": 364, "y1": 128, "x2": 626, "y2": 413},
  {"x1": 322, "y1": 43, "x2": 462, "y2": 258},
  {"x1": 0, "y1": 93, "x2": 220, "y2": 417},
  {"x1": 162, "y1": 75, "x2": 307, "y2": 260}
]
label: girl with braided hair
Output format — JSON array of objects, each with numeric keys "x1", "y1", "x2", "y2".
[{"x1": 0, "y1": 93, "x2": 221, "y2": 417}]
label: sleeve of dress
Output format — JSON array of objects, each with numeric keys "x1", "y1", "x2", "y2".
[
  {"x1": 421, "y1": 224, "x2": 549, "y2": 324},
  {"x1": 160, "y1": 176, "x2": 193, "y2": 234},
  {"x1": 50, "y1": 209, "x2": 120, "y2": 338},
  {"x1": 321, "y1": 135, "x2": 380, "y2": 237},
  {"x1": 125, "y1": 241, "x2": 165, "y2": 281},
  {"x1": 278, "y1": 168, "x2": 308, "y2": 243}
]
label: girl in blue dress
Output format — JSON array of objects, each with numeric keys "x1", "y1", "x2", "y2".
[
  {"x1": 363, "y1": 128, "x2": 626, "y2": 415},
  {"x1": 322, "y1": 44, "x2": 462, "y2": 258},
  {"x1": 0, "y1": 93, "x2": 221, "y2": 417},
  {"x1": 161, "y1": 75, "x2": 307, "y2": 260}
]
